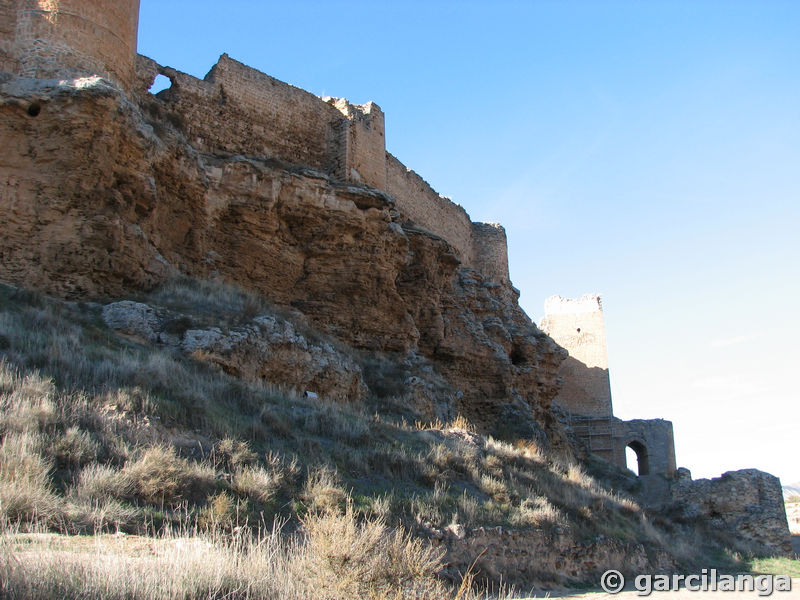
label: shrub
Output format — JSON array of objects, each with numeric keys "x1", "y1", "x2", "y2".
[
  {"x1": 0, "y1": 431, "x2": 61, "y2": 525},
  {"x1": 232, "y1": 464, "x2": 280, "y2": 505},
  {"x1": 52, "y1": 426, "x2": 100, "y2": 468},
  {"x1": 215, "y1": 438, "x2": 257, "y2": 471},
  {"x1": 121, "y1": 446, "x2": 217, "y2": 506},
  {"x1": 70, "y1": 464, "x2": 131, "y2": 503},
  {"x1": 301, "y1": 468, "x2": 348, "y2": 515},
  {"x1": 303, "y1": 507, "x2": 447, "y2": 599}
]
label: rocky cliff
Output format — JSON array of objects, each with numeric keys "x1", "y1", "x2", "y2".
[{"x1": 0, "y1": 73, "x2": 566, "y2": 444}]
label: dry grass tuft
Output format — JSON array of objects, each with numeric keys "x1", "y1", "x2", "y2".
[
  {"x1": 0, "y1": 431, "x2": 61, "y2": 525},
  {"x1": 0, "y1": 509, "x2": 506, "y2": 600},
  {"x1": 120, "y1": 446, "x2": 217, "y2": 506}
]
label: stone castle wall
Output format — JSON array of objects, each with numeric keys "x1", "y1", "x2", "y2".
[
  {"x1": 386, "y1": 152, "x2": 475, "y2": 265},
  {"x1": 135, "y1": 54, "x2": 345, "y2": 176},
  {"x1": 0, "y1": 0, "x2": 140, "y2": 90},
  {"x1": 335, "y1": 98, "x2": 386, "y2": 189},
  {"x1": 612, "y1": 418, "x2": 676, "y2": 478},
  {"x1": 135, "y1": 55, "x2": 510, "y2": 282},
  {"x1": 0, "y1": 0, "x2": 510, "y2": 284},
  {"x1": 471, "y1": 222, "x2": 509, "y2": 283}
]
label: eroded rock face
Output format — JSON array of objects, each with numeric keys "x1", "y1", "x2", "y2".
[
  {"x1": 101, "y1": 301, "x2": 367, "y2": 403},
  {"x1": 668, "y1": 468, "x2": 793, "y2": 556},
  {"x1": 0, "y1": 75, "x2": 565, "y2": 442},
  {"x1": 434, "y1": 525, "x2": 675, "y2": 587}
]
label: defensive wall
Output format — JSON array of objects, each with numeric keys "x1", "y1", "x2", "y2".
[
  {"x1": 133, "y1": 54, "x2": 509, "y2": 283},
  {"x1": 541, "y1": 294, "x2": 676, "y2": 479},
  {"x1": 0, "y1": 0, "x2": 509, "y2": 283},
  {"x1": 0, "y1": 0, "x2": 140, "y2": 90}
]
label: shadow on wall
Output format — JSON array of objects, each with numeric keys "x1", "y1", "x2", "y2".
[{"x1": 553, "y1": 357, "x2": 613, "y2": 418}]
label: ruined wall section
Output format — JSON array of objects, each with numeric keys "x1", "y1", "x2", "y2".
[
  {"x1": 669, "y1": 469, "x2": 793, "y2": 556},
  {"x1": 386, "y1": 153, "x2": 511, "y2": 281},
  {"x1": 206, "y1": 55, "x2": 345, "y2": 174},
  {"x1": 612, "y1": 418, "x2": 676, "y2": 477},
  {"x1": 333, "y1": 99, "x2": 386, "y2": 189},
  {"x1": 136, "y1": 54, "x2": 345, "y2": 173},
  {"x1": 134, "y1": 56, "x2": 510, "y2": 283},
  {"x1": 386, "y1": 152, "x2": 475, "y2": 265},
  {"x1": 1, "y1": 0, "x2": 140, "y2": 90},
  {"x1": 540, "y1": 294, "x2": 613, "y2": 418}
]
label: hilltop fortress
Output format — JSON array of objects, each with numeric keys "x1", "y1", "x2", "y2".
[
  {"x1": 0, "y1": 0, "x2": 508, "y2": 284},
  {"x1": 0, "y1": 0, "x2": 792, "y2": 556}
]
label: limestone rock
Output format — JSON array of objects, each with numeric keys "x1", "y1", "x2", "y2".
[
  {"x1": 0, "y1": 74, "x2": 566, "y2": 444},
  {"x1": 668, "y1": 468, "x2": 793, "y2": 556},
  {"x1": 102, "y1": 301, "x2": 161, "y2": 342},
  {"x1": 179, "y1": 316, "x2": 367, "y2": 403}
]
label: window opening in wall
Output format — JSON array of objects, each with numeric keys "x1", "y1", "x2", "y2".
[
  {"x1": 149, "y1": 74, "x2": 173, "y2": 95},
  {"x1": 626, "y1": 441, "x2": 650, "y2": 476}
]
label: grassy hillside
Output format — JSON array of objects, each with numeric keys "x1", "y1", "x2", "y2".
[{"x1": 0, "y1": 279, "x2": 779, "y2": 598}]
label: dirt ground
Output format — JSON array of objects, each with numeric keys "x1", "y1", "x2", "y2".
[{"x1": 521, "y1": 579, "x2": 800, "y2": 599}]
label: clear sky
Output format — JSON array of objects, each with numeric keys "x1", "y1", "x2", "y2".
[{"x1": 137, "y1": 1, "x2": 800, "y2": 486}]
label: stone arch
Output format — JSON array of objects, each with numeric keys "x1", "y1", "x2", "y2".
[{"x1": 626, "y1": 439, "x2": 650, "y2": 476}]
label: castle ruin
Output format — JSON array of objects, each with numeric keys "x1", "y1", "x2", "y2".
[
  {"x1": 0, "y1": 0, "x2": 792, "y2": 557},
  {"x1": 541, "y1": 295, "x2": 676, "y2": 490}
]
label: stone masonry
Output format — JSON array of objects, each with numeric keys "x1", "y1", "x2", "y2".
[
  {"x1": 540, "y1": 294, "x2": 676, "y2": 481},
  {"x1": 133, "y1": 54, "x2": 509, "y2": 284},
  {"x1": 541, "y1": 293, "x2": 791, "y2": 555},
  {"x1": 0, "y1": 0, "x2": 791, "y2": 558},
  {"x1": 0, "y1": 0, "x2": 140, "y2": 91},
  {"x1": 669, "y1": 468, "x2": 793, "y2": 556}
]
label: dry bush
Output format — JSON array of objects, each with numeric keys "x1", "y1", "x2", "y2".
[
  {"x1": 52, "y1": 426, "x2": 100, "y2": 468},
  {"x1": 302, "y1": 467, "x2": 348, "y2": 515},
  {"x1": 0, "y1": 431, "x2": 61, "y2": 525},
  {"x1": 0, "y1": 366, "x2": 57, "y2": 435},
  {"x1": 509, "y1": 495, "x2": 564, "y2": 528},
  {"x1": 64, "y1": 498, "x2": 140, "y2": 533},
  {"x1": 302, "y1": 506, "x2": 448, "y2": 599},
  {"x1": 0, "y1": 509, "x2": 507, "y2": 600},
  {"x1": 215, "y1": 438, "x2": 257, "y2": 470},
  {"x1": 120, "y1": 446, "x2": 217, "y2": 506},
  {"x1": 232, "y1": 464, "x2": 282, "y2": 505},
  {"x1": 199, "y1": 491, "x2": 248, "y2": 531},
  {"x1": 70, "y1": 464, "x2": 132, "y2": 503},
  {"x1": 300, "y1": 400, "x2": 370, "y2": 445}
]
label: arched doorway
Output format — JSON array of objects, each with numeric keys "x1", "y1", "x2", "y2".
[{"x1": 625, "y1": 440, "x2": 650, "y2": 476}]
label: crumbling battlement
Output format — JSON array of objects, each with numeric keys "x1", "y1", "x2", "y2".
[
  {"x1": 0, "y1": 0, "x2": 510, "y2": 283},
  {"x1": 133, "y1": 54, "x2": 510, "y2": 283}
]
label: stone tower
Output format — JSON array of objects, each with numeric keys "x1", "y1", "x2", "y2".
[
  {"x1": 539, "y1": 294, "x2": 613, "y2": 418},
  {"x1": 0, "y1": 0, "x2": 140, "y2": 91},
  {"x1": 541, "y1": 294, "x2": 676, "y2": 481}
]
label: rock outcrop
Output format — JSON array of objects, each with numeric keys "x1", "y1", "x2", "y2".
[
  {"x1": 102, "y1": 300, "x2": 367, "y2": 403},
  {"x1": 668, "y1": 468, "x2": 793, "y2": 556},
  {"x1": 0, "y1": 74, "x2": 565, "y2": 443},
  {"x1": 435, "y1": 526, "x2": 675, "y2": 587}
]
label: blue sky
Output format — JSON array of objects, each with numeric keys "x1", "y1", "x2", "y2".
[{"x1": 138, "y1": 1, "x2": 800, "y2": 485}]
